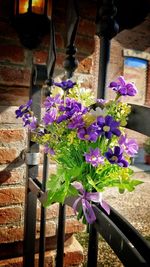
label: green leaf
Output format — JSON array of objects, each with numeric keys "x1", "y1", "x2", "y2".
[
  {"x1": 44, "y1": 184, "x2": 67, "y2": 207},
  {"x1": 131, "y1": 179, "x2": 143, "y2": 186},
  {"x1": 46, "y1": 173, "x2": 63, "y2": 192},
  {"x1": 87, "y1": 175, "x2": 101, "y2": 192},
  {"x1": 119, "y1": 188, "x2": 125, "y2": 194}
]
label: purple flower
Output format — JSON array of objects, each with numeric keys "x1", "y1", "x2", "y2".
[
  {"x1": 57, "y1": 98, "x2": 86, "y2": 123},
  {"x1": 77, "y1": 127, "x2": 98, "y2": 142},
  {"x1": 53, "y1": 80, "x2": 76, "y2": 91},
  {"x1": 57, "y1": 114, "x2": 68, "y2": 123},
  {"x1": 71, "y1": 181, "x2": 110, "y2": 224},
  {"x1": 68, "y1": 115, "x2": 85, "y2": 129},
  {"x1": 119, "y1": 135, "x2": 138, "y2": 157},
  {"x1": 44, "y1": 94, "x2": 62, "y2": 110},
  {"x1": 109, "y1": 76, "x2": 137, "y2": 96},
  {"x1": 28, "y1": 117, "x2": 38, "y2": 131},
  {"x1": 22, "y1": 113, "x2": 37, "y2": 130},
  {"x1": 42, "y1": 107, "x2": 57, "y2": 125},
  {"x1": 105, "y1": 146, "x2": 129, "y2": 167},
  {"x1": 84, "y1": 148, "x2": 104, "y2": 167},
  {"x1": 97, "y1": 115, "x2": 121, "y2": 139},
  {"x1": 15, "y1": 99, "x2": 32, "y2": 118},
  {"x1": 44, "y1": 144, "x2": 55, "y2": 155},
  {"x1": 22, "y1": 113, "x2": 31, "y2": 127}
]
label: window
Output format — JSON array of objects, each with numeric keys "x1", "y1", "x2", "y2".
[{"x1": 123, "y1": 57, "x2": 148, "y2": 104}]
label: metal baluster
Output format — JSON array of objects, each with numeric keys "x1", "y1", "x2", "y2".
[
  {"x1": 63, "y1": 0, "x2": 79, "y2": 78},
  {"x1": 96, "y1": 0, "x2": 119, "y2": 98},
  {"x1": 87, "y1": 1, "x2": 119, "y2": 266},
  {"x1": 87, "y1": 224, "x2": 98, "y2": 267},
  {"x1": 23, "y1": 66, "x2": 41, "y2": 267},
  {"x1": 55, "y1": 2, "x2": 79, "y2": 265},
  {"x1": 39, "y1": 153, "x2": 49, "y2": 267},
  {"x1": 38, "y1": 2, "x2": 56, "y2": 264},
  {"x1": 97, "y1": 38, "x2": 110, "y2": 99},
  {"x1": 46, "y1": 8, "x2": 56, "y2": 88},
  {"x1": 56, "y1": 204, "x2": 66, "y2": 267}
]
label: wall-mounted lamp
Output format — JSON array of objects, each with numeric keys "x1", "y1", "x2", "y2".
[{"x1": 13, "y1": 0, "x2": 52, "y2": 49}]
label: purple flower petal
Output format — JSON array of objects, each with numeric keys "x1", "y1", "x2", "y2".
[
  {"x1": 105, "y1": 115, "x2": 113, "y2": 126},
  {"x1": 53, "y1": 80, "x2": 76, "y2": 91},
  {"x1": 118, "y1": 76, "x2": 126, "y2": 86},
  {"x1": 84, "y1": 148, "x2": 104, "y2": 167}
]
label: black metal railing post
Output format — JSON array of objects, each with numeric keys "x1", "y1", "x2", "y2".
[
  {"x1": 39, "y1": 153, "x2": 49, "y2": 267},
  {"x1": 23, "y1": 66, "x2": 41, "y2": 267},
  {"x1": 87, "y1": 224, "x2": 99, "y2": 267},
  {"x1": 55, "y1": 204, "x2": 66, "y2": 267},
  {"x1": 63, "y1": 0, "x2": 79, "y2": 78},
  {"x1": 87, "y1": 1, "x2": 119, "y2": 266},
  {"x1": 38, "y1": 4, "x2": 57, "y2": 263},
  {"x1": 96, "y1": 0, "x2": 119, "y2": 99}
]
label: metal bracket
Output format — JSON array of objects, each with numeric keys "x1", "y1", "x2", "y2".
[
  {"x1": 28, "y1": 178, "x2": 48, "y2": 204},
  {"x1": 26, "y1": 152, "x2": 40, "y2": 165}
]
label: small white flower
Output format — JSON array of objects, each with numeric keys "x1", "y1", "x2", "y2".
[{"x1": 90, "y1": 107, "x2": 107, "y2": 117}]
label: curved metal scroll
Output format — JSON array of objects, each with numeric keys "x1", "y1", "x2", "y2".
[
  {"x1": 46, "y1": 9, "x2": 56, "y2": 88},
  {"x1": 63, "y1": 0, "x2": 79, "y2": 78}
]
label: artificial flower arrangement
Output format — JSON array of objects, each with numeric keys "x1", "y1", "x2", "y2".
[{"x1": 16, "y1": 76, "x2": 142, "y2": 224}]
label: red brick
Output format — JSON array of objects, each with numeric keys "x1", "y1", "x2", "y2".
[
  {"x1": 40, "y1": 29, "x2": 64, "y2": 49},
  {"x1": 78, "y1": 18, "x2": 95, "y2": 37},
  {"x1": 0, "y1": 148, "x2": 18, "y2": 164},
  {"x1": 40, "y1": 34, "x2": 50, "y2": 48},
  {"x1": 0, "y1": 169, "x2": 24, "y2": 185},
  {"x1": 37, "y1": 203, "x2": 74, "y2": 220},
  {"x1": 0, "y1": 129, "x2": 25, "y2": 143},
  {"x1": 65, "y1": 218, "x2": 85, "y2": 234},
  {"x1": 0, "y1": 21, "x2": 18, "y2": 40},
  {"x1": 38, "y1": 164, "x2": 56, "y2": 179},
  {"x1": 55, "y1": 33, "x2": 64, "y2": 49},
  {"x1": 0, "y1": 87, "x2": 29, "y2": 106},
  {"x1": 0, "y1": 258, "x2": 23, "y2": 267},
  {"x1": 79, "y1": 2, "x2": 96, "y2": 20},
  {"x1": 76, "y1": 36, "x2": 95, "y2": 55},
  {"x1": 0, "y1": 44, "x2": 25, "y2": 64},
  {"x1": 77, "y1": 56, "x2": 92, "y2": 74},
  {"x1": 0, "y1": 66, "x2": 31, "y2": 87},
  {"x1": 39, "y1": 221, "x2": 56, "y2": 237},
  {"x1": 56, "y1": 53, "x2": 65, "y2": 68},
  {"x1": 0, "y1": 226, "x2": 24, "y2": 243},
  {"x1": 64, "y1": 236, "x2": 83, "y2": 267},
  {"x1": 33, "y1": 50, "x2": 48, "y2": 64},
  {"x1": 0, "y1": 187, "x2": 25, "y2": 207},
  {"x1": 0, "y1": 206, "x2": 22, "y2": 224}
]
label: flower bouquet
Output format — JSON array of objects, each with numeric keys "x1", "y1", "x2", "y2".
[{"x1": 16, "y1": 76, "x2": 142, "y2": 224}]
